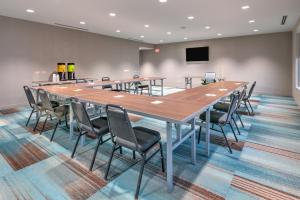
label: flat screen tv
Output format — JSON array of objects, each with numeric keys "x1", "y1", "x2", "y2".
[{"x1": 186, "y1": 46, "x2": 209, "y2": 62}]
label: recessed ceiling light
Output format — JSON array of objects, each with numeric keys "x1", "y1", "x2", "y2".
[
  {"x1": 144, "y1": 24, "x2": 150, "y2": 28},
  {"x1": 253, "y1": 29, "x2": 259, "y2": 32},
  {"x1": 249, "y1": 20, "x2": 255, "y2": 23},
  {"x1": 187, "y1": 16, "x2": 195, "y2": 20},
  {"x1": 167, "y1": 32, "x2": 172, "y2": 35},
  {"x1": 140, "y1": 35, "x2": 145, "y2": 38},
  {"x1": 217, "y1": 33, "x2": 223, "y2": 36},
  {"x1": 160, "y1": 40, "x2": 164, "y2": 43},
  {"x1": 241, "y1": 5, "x2": 250, "y2": 10},
  {"x1": 116, "y1": 30, "x2": 121, "y2": 33},
  {"x1": 26, "y1": 9, "x2": 35, "y2": 13},
  {"x1": 184, "y1": 37, "x2": 188, "y2": 40},
  {"x1": 159, "y1": 0, "x2": 167, "y2": 3},
  {"x1": 109, "y1": 13, "x2": 116, "y2": 17},
  {"x1": 80, "y1": 21, "x2": 86, "y2": 25},
  {"x1": 205, "y1": 26, "x2": 211, "y2": 30}
]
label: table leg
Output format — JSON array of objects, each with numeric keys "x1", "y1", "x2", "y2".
[
  {"x1": 185, "y1": 77, "x2": 187, "y2": 89},
  {"x1": 150, "y1": 80, "x2": 153, "y2": 95},
  {"x1": 190, "y1": 77, "x2": 193, "y2": 88},
  {"x1": 205, "y1": 107, "x2": 211, "y2": 156},
  {"x1": 166, "y1": 121, "x2": 173, "y2": 192},
  {"x1": 191, "y1": 118, "x2": 196, "y2": 164},
  {"x1": 69, "y1": 104, "x2": 74, "y2": 139},
  {"x1": 161, "y1": 79, "x2": 164, "y2": 96}
]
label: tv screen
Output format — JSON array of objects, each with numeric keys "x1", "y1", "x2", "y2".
[{"x1": 186, "y1": 47, "x2": 209, "y2": 62}]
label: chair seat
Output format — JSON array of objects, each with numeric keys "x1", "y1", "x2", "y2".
[
  {"x1": 37, "y1": 100, "x2": 60, "y2": 108},
  {"x1": 214, "y1": 102, "x2": 230, "y2": 112},
  {"x1": 200, "y1": 111, "x2": 227, "y2": 125},
  {"x1": 133, "y1": 126, "x2": 161, "y2": 152},
  {"x1": 137, "y1": 85, "x2": 149, "y2": 89},
  {"x1": 91, "y1": 117, "x2": 109, "y2": 136},
  {"x1": 53, "y1": 105, "x2": 69, "y2": 117}
]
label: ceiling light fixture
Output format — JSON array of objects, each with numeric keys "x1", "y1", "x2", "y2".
[
  {"x1": 116, "y1": 29, "x2": 121, "y2": 33},
  {"x1": 159, "y1": 0, "x2": 167, "y2": 3},
  {"x1": 80, "y1": 21, "x2": 86, "y2": 25},
  {"x1": 249, "y1": 20, "x2": 255, "y2": 23},
  {"x1": 184, "y1": 37, "x2": 188, "y2": 40},
  {"x1": 241, "y1": 5, "x2": 250, "y2": 10},
  {"x1": 217, "y1": 33, "x2": 223, "y2": 36},
  {"x1": 140, "y1": 35, "x2": 145, "y2": 38},
  {"x1": 167, "y1": 32, "x2": 172, "y2": 35},
  {"x1": 160, "y1": 40, "x2": 164, "y2": 43},
  {"x1": 26, "y1": 9, "x2": 35, "y2": 13},
  {"x1": 109, "y1": 13, "x2": 116, "y2": 17},
  {"x1": 205, "y1": 26, "x2": 211, "y2": 30},
  {"x1": 253, "y1": 29, "x2": 259, "y2": 32},
  {"x1": 187, "y1": 16, "x2": 194, "y2": 20},
  {"x1": 144, "y1": 24, "x2": 149, "y2": 28}
]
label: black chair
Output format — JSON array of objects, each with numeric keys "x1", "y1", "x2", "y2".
[
  {"x1": 132, "y1": 75, "x2": 150, "y2": 95},
  {"x1": 101, "y1": 76, "x2": 122, "y2": 92},
  {"x1": 243, "y1": 81, "x2": 256, "y2": 115},
  {"x1": 214, "y1": 88, "x2": 247, "y2": 132},
  {"x1": 23, "y1": 86, "x2": 59, "y2": 127},
  {"x1": 104, "y1": 104, "x2": 164, "y2": 199},
  {"x1": 34, "y1": 89, "x2": 69, "y2": 141},
  {"x1": 70, "y1": 100, "x2": 111, "y2": 171},
  {"x1": 198, "y1": 93, "x2": 239, "y2": 153},
  {"x1": 202, "y1": 72, "x2": 217, "y2": 85}
]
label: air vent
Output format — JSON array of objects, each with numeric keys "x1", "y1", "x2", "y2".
[
  {"x1": 281, "y1": 15, "x2": 288, "y2": 25},
  {"x1": 54, "y1": 23, "x2": 88, "y2": 31}
]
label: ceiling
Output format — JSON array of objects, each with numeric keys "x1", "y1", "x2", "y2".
[{"x1": 0, "y1": 0, "x2": 300, "y2": 44}]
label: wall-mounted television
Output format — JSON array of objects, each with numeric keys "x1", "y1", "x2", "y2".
[{"x1": 186, "y1": 46, "x2": 209, "y2": 62}]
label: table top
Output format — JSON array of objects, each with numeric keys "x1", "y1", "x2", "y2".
[{"x1": 35, "y1": 80, "x2": 247, "y2": 123}]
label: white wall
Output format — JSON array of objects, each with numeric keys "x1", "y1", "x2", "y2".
[
  {"x1": 0, "y1": 16, "x2": 152, "y2": 109},
  {"x1": 140, "y1": 32, "x2": 292, "y2": 96},
  {"x1": 292, "y1": 18, "x2": 300, "y2": 105}
]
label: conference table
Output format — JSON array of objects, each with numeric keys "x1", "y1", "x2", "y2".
[{"x1": 33, "y1": 80, "x2": 247, "y2": 192}]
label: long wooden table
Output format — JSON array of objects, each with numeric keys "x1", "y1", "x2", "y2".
[{"x1": 33, "y1": 80, "x2": 247, "y2": 192}]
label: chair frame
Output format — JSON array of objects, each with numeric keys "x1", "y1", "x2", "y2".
[{"x1": 104, "y1": 104, "x2": 165, "y2": 199}]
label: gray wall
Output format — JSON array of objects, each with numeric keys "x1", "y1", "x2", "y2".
[
  {"x1": 140, "y1": 32, "x2": 292, "y2": 96},
  {"x1": 292, "y1": 18, "x2": 300, "y2": 105},
  {"x1": 0, "y1": 16, "x2": 152, "y2": 109}
]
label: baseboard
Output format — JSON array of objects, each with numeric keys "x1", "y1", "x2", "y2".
[{"x1": 0, "y1": 103, "x2": 27, "y2": 110}]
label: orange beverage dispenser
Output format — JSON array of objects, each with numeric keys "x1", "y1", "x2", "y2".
[{"x1": 57, "y1": 63, "x2": 66, "y2": 81}]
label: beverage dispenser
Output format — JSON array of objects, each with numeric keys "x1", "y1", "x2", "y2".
[
  {"x1": 57, "y1": 63, "x2": 66, "y2": 81},
  {"x1": 67, "y1": 63, "x2": 76, "y2": 80}
]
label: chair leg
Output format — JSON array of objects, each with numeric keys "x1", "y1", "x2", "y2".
[
  {"x1": 220, "y1": 126, "x2": 233, "y2": 154},
  {"x1": 65, "y1": 113, "x2": 69, "y2": 128},
  {"x1": 197, "y1": 126, "x2": 202, "y2": 144},
  {"x1": 40, "y1": 115, "x2": 48, "y2": 135},
  {"x1": 236, "y1": 112, "x2": 245, "y2": 128},
  {"x1": 159, "y1": 142, "x2": 165, "y2": 172},
  {"x1": 119, "y1": 146, "x2": 123, "y2": 154},
  {"x1": 244, "y1": 101, "x2": 251, "y2": 115},
  {"x1": 105, "y1": 144, "x2": 116, "y2": 180},
  {"x1": 135, "y1": 156, "x2": 146, "y2": 200},
  {"x1": 33, "y1": 115, "x2": 41, "y2": 132},
  {"x1": 232, "y1": 117, "x2": 241, "y2": 135},
  {"x1": 247, "y1": 100, "x2": 254, "y2": 113},
  {"x1": 90, "y1": 136, "x2": 103, "y2": 171},
  {"x1": 26, "y1": 109, "x2": 34, "y2": 126},
  {"x1": 71, "y1": 131, "x2": 83, "y2": 158},
  {"x1": 50, "y1": 120, "x2": 60, "y2": 142},
  {"x1": 133, "y1": 150, "x2": 136, "y2": 160},
  {"x1": 229, "y1": 121, "x2": 238, "y2": 142}
]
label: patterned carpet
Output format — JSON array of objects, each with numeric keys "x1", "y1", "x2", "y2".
[{"x1": 0, "y1": 89, "x2": 300, "y2": 200}]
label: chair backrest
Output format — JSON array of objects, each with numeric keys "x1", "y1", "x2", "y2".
[
  {"x1": 237, "y1": 88, "x2": 246, "y2": 107},
  {"x1": 225, "y1": 93, "x2": 239, "y2": 122},
  {"x1": 247, "y1": 81, "x2": 256, "y2": 99},
  {"x1": 204, "y1": 72, "x2": 216, "y2": 83},
  {"x1": 102, "y1": 76, "x2": 112, "y2": 89},
  {"x1": 37, "y1": 89, "x2": 54, "y2": 111},
  {"x1": 106, "y1": 104, "x2": 138, "y2": 150},
  {"x1": 133, "y1": 75, "x2": 142, "y2": 85},
  {"x1": 23, "y1": 86, "x2": 36, "y2": 108},
  {"x1": 71, "y1": 100, "x2": 95, "y2": 132}
]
